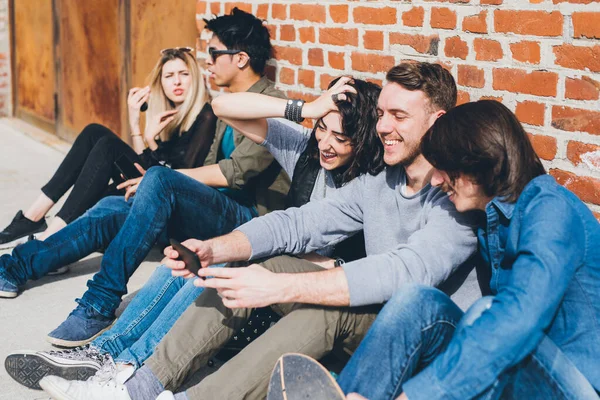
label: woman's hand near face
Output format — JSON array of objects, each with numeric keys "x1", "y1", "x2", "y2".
[
  {"x1": 127, "y1": 86, "x2": 150, "y2": 134},
  {"x1": 144, "y1": 109, "x2": 179, "y2": 150},
  {"x1": 116, "y1": 163, "x2": 146, "y2": 201},
  {"x1": 302, "y1": 76, "x2": 357, "y2": 120}
]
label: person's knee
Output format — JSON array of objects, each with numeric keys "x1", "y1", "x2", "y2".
[
  {"x1": 459, "y1": 296, "x2": 493, "y2": 329},
  {"x1": 376, "y1": 285, "x2": 444, "y2": 325},
  {"x1": 138, "y1": 166, "x2": 172, "y2": 194},
  {"x1": 84, "y1": 195, "x2": 130, "y2": 217},
  {"x1": 77, "y1": 123, "x2": 113, "y2": 143}
]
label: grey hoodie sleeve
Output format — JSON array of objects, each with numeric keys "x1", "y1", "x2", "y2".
[
  {"x1": 342, "y1": 194, "x2": 477, "y2": 306},
  {"x1": 235, "y1": 175, "x2": 366, "y2": 258}
]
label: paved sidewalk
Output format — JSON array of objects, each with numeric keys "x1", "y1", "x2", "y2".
[{"x1": 0, "y1": 120, "x2": 158, "y2": 399}]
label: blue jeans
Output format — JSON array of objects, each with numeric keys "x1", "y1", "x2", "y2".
[
  {"x1": 92, "y1": 265, "x2": 211, "y2": 368},
  {"x1": 0, "y1": 167, "x2": 256, "y2": 318},
  {"x1": 338, "y1": 285, "x2": 599, "y2": 400}
]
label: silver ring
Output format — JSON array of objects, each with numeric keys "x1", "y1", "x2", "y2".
[{"x1": 332, "y1": 93, "x2": 339, "y2": 102}]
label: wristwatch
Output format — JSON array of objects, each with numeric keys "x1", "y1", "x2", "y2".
[{"x1": 333, "y1": 258, "x2": 345, "y2": 268}]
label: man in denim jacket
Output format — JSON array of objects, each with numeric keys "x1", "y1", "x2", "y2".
[{"x1": 337, "y1": 100, "x2": 600, "y2": 399}]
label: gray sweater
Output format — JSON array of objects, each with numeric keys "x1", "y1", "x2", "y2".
[{"x1": 236, "y1": 165, "x2": 477, "y2": 306}]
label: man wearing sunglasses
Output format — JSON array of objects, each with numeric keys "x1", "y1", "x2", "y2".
[{"x1": 0, "y1": 7, "x2": 288, "y2": 351}]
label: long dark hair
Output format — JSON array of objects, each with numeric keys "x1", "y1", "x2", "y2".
[
  {"x1": 306, "y1": 77, "x2": 384, "y2": 185},
  {"x1": 421, "y1": 100, "x2": 546, "y2": 202}
]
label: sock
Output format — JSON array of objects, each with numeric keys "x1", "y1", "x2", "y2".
[
  {"x1": 124, "y1": 366, "x2": 164, "y2": 400},
  {"x1": 174, "y1": 392, "x2": 189, "y2": 400}
]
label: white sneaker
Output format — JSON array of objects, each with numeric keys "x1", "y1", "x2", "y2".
[
  {"x1": 89, "y1": 360, "x2": 135, "y2": 385},
  {"x1": 156, "y1": 391, "x2": 175, "y2": 400},
  {"x1": 40, "y1": 375, "x2": 132, "y2": 400}
]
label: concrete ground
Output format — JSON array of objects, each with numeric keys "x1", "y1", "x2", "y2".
[{"x1": 0, "y1": 120, "x2": 159, "y2": 400}]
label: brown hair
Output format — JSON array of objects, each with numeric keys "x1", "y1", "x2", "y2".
[
  {"x1": 386, "y1": 62, "x2": 457, "y2": 112},
  {"x1": 421, "y1": 100, "x2": 546, "y2": 202}
]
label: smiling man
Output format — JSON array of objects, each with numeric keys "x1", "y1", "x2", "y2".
[{"x1": 38, "y1": 62, "x2": 478, "y2": 400}]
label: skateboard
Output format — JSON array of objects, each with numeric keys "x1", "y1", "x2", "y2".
[{"x1": 267, "y1": 353, "x2": 345, "y2": 400}]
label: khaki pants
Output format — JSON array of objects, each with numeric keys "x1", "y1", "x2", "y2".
[{"x1": 145, "y1": 255, "x2": 380, "y2": 400}]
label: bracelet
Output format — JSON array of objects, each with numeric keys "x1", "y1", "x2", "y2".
[
  {"x1": 333, "y1": 258, "x2": 345, "y2": 268},
  {"x1": 131, "y1": 133, "x2": 142, "y2": 138},
  {"x1": 284, "y1": 99, "x2": 305, "y2": 123}
]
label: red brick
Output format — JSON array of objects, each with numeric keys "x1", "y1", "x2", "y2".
[
  {"x1": 481, "y1": 0, "x2": 502, "y2": 4},
  {"x1": 515, "y1": 101, "x2": 545, "y2": 126},
  {"x1": 256, "y1": 4, "x2": 268, "y2": 19},
  {"x1": 444, "y1": 36, "x2": 468, "y2": 60},
  {"x1": 225, "y1": 2, "x2": 252, "y2": 14},
  {"x1": 474, "y1": 38, "x2": 503, "y2": 61},
  {"x1": 279, "y1": 67, "x2": 295, "y2": 85},
  {"x1": 290, "y1": 4, "x2": 326, "y2": 23},
  {"x1": 351, "y1": 53, "x2": 395, "y2": 73},
  {"x1": 196, "y1": 2, "x2": 207, "y2": 14},
  {"x1": 320, "y1": 28, "x2": 358, "y2": 47},
  {"x1": 567, "y1": 141, "x2": 600, "y2": 167},
  {"x1": 402, "y1": 7, "x2": 425, "y2": 27},
  {"x1": 210, "y1": 2, "x2": 221, "y2": 15},
  {"x1": 274, "y1": 46, "x2": 303, "y2": 65},
  {"x1": 527, "y1": 133, "x2": 557, "y2": 160},
  {"x1": 594, "y1": 211, "x2": 600, "y2": 222},
  {"x1": 366, "y1": 78, "x2": 383, "y2": 87},
  {"x1": 267, "y1": 24, "x2": 277, "y2": 40},
  {"x1": 328, "y1": 52, "x2": 345, "y2": 70},
  {"x1": 391, "y1": 33, "x2": 439, "y2": 55},
  {"x1": 280, "y1": 25, "x2": 295, "y2": 42},
  {"x1": 552, "y1": 106, "x2": 600, "y2": 135},
  {"x1": 565, "y1": 76, "x2": 600, "y2": 101},
  {"x1": 493, "y1": 68, "x2": 558, "y2": 97},
  {"x1": 494, "y1": 10, "x2": 563, "y2": 36},
  {"x1": 330, "y1": 4, "x2": 348, "y2": 23},
  {"x1": 479, "y1": 95, "x2": 503, "y2": 102},
  {"x1": 457, "y1": 90, "x2": 470, "y2": 105},
  {"x1": 554, "y1": 45, "x2": 600, "y2": 73},
  {"x1": 298, "y1": 69, "x2": 315, "y2": 88},
  {"x1": 573, "y1": 12, "x2": 600, "y2": 39},
  {"x1": 272, "y1": 3, "x2": 287, "y2": 19},
  {"x1": 308, "y1": 48, "x2": 324, "y2": 67},
  {"x1": 320, "y1": 73, "x2": 336, "y2": 91},
  {"x1": 286, "y1": 90, "x2": 318, "y2": 104},
  {"x1": 457, "y1": 65, "x2": 485, "y2": 88},
  {"x1": 431, "y1": 7, "x2": 457, "y2": 29},
  {"x1": 550, "y1": 169, "x2": 600, "y2": 205},
  {"x1": 299, "y1": 27, "x2": 315, "y2": 44},
  {"x1": 353, "y1": 6, "x2": 397, "y2": 25},
  {"x1": 462, "y1": 10, "x2": 487, "y2": 33},
  {"x1": 553, "y1": 0, "x2": 595, "y2": 3},
  {"x1": 364, "y1": 31, "x2": 384, "y2": 50},
  {"x1": 510, "y1": 41, "x2": 541, "y2": 64}
]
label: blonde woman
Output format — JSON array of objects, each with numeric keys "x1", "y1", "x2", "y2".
[{"x1": 0, "y1": 47, "x2": 215, "y2": 246}]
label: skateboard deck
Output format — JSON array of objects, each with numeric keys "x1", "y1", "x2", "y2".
[{"x1": 267, "y1": 353, "x2": 345, "y2": 400}]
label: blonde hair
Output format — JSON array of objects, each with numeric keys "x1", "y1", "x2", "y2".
[{"x1": 145, "y1": 50, "x2": 208, "y2": 142}]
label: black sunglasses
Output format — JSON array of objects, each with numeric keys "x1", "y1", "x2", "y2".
[
  {"x1": 208, "y1": 46, "x2": 242, "y2": 61},
  {"x1": 160, "y1": 47, "x2": 194, "y2": 55}
]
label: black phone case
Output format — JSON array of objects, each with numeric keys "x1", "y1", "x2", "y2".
[
  {"x1": 115, "y1": 155, "x2": 142, "y2": 180},
  {"x1": 169, "y1": 239, "x2": 203, "y2": 278}
]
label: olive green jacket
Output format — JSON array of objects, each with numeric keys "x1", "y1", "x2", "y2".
[{"x1": 204, "y1": 76, "x2": 290, "y2": 216}]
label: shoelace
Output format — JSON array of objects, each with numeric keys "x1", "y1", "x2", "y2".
[
  {"x1": 88, "y1": 354, "x2": 117, "y2": 383},
  {"x1": 47, "y1": 345, "x2": 106, "y2": 365}
]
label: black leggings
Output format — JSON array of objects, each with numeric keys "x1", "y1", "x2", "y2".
[{"x1": 41, "y1": 123, "x2": 142, "y2": 224}]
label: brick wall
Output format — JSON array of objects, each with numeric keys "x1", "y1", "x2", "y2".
[
  {"x1": 196, "y1": 0, "x2": 600, "y2": 218},
  {"x1": 0, "y1": 0, "x2": 11, "y2": 116}
]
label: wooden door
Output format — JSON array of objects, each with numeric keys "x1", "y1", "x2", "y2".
[
  {"x1": 55, "y1": 0, "x2": 124, "y2": 141},
  {"x1": 129, "y1": 0, "x2": 199, "y2": 88},
  {"x1": 12, "y1": 0, "x2": 56, "y2": 132}
]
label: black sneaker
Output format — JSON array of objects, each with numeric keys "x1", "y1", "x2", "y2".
[{"x1": 0, "y1": 211, "x2": 47, "y2": 248}]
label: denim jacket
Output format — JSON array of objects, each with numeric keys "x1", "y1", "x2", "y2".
[{"x1": 407, "y1": 174, "x2": 600, "y2": 398}]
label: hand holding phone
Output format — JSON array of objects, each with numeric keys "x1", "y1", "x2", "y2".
[
  {"x1": 169, "y1": 239, "x2": 204, "y2": 279},
  {"x1": 114, "y1": 155, "x2": 143, "y2": 181}
]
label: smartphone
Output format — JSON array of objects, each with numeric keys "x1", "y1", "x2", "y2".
[
  {"x1": 169, "y1": 238, "x2": 203, "y2": 278},
  {"x1": 114, "y1": 155, "x2": 143, "y2": 180},
  {"x1": 140, "y1": 102, "x2": 148, "y2": 112}
]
